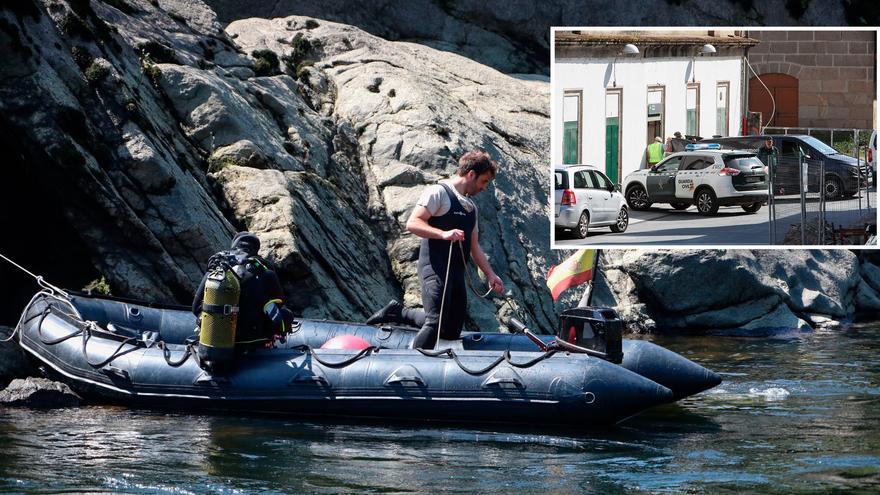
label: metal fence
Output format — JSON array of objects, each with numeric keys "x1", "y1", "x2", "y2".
[{"x1": 768, "y1": 152, "x2": 875, "y2": 245}]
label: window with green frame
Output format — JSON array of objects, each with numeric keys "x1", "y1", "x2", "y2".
[
  {"x1": 563, "y1": 92, "x2": 581, "y2": 164},
  {"x1": 716, "y1": 82, "x2": 729, "y2": 137},
  {"x1": 686, "y1": 85, "x2": 699, "y2": 137}
]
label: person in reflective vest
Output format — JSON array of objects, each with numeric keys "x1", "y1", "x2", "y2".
[{"x1": 646, "y1": 136, "x2": 663, "y2": 167}]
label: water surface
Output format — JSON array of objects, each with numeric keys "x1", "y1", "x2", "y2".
[{"x1": 1, "y1": 324, "x2": 878, "y2": 494}]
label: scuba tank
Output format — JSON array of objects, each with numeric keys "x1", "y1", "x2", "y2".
[{"x1": 197, "y1": 259, "x2": 241, "y2": 373}]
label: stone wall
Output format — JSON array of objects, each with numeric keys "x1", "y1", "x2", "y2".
[{"x1": 747, "y1": 30, "x2": 876, "y2": 129}]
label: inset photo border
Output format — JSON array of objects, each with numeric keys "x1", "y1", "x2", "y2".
[{"x1": 550, "y1": 27, "x2": 878, "y2": 249}]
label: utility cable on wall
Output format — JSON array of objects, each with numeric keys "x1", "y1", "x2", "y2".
[{"x1": 745, "y1": 56, "x2": 776, "y2": 134}]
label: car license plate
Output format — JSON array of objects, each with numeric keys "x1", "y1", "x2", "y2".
[{"x1": 746, "y1": 176, "x2": 761, "y2": 183}]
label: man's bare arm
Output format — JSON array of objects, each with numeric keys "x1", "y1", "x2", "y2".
[{"x1": 406, "y1": 205, "x2": 464, "y2": 241}]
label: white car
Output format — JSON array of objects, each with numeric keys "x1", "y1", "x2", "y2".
[
  {"x1": 622, "y1": 145, "x2": 768, "y2": 215},
  {"x1": 554, "y1": 164, "x2": 629, "y2": 239}
]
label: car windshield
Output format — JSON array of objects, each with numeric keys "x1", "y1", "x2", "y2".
[
  {"x1": 554, "y1": 171, "x2": 568, "y2": 189},
  {"x1": 799, "y1": 135, "x2": 839, "y2": 155}
]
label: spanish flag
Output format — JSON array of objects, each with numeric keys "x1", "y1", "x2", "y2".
[{"x1": 547, "y1": 249, "x2": 596, "y2": 301}]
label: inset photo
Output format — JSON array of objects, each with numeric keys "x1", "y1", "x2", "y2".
[{"x1": 551, "y1": 29, "x2": 877, "y2": 247}]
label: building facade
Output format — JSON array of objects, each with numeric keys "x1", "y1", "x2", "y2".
[
  {"x1": 746, "y1": 30, "x2": 876, "y2": 130},
  {"x1": 553, "y1": 31, "x2": 757, "y2": 182}
]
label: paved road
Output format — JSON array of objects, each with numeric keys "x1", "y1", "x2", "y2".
[{"x1": 555, "y1": 188, "x2": 877, "y2": 246}]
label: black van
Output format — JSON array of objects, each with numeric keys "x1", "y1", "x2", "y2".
[{"x1": 700, "y1": 135, "x2": 867, "y2": 200}]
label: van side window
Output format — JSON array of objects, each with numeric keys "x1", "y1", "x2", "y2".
[
  {"x1": 781, "y1": 141, "x2": 799, "y2": 156},
  {"x1": 573, "y1": 171, "x2": 590, "y2": 188}
]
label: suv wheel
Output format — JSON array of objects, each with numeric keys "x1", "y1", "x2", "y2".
[
  {"x1": 695, "y1": 188, "x2": 719, "y2": 215},
  {"x1": 575, "y1": 211, "x2": 590, "y2": 239},
  {"x1": 824, "y1": 175, "x2": 843, "y2": 201},
  {"x1": 670, "y1": 202, "x2": 690, "y2": 210},
  {"x1": 626, "y1": 185, "x2": 651, "y2": 210},
  {"x1": 742, "y1": 202, "x2": 762, "y2": 213},
  {"x1": 610, "y1": 207, "x2": 629, "y2": 233}
]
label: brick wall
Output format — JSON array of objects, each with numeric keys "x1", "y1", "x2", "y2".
[{"x1": 748, "y1": 30, "x2": 876, "y2": 129}]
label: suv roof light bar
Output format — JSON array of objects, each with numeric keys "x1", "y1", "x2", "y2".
[{"x1": 685, "y1": 143, "x2": 721, "y2": 151}]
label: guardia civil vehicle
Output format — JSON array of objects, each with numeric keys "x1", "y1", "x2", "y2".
[{"x1": 622, "y1": 144, "x2": 768, "y2": 215}]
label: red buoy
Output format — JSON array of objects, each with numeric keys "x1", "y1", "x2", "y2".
[{"x1": 320, "y1": 335, "x2": 372, "y2": 350}]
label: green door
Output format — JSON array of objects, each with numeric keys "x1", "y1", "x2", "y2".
[
  {"x1": 605, "y1": 116, "x2": 619, "y2": 183},
  {"x1": 563, "y1": 121, "x2": 579, "y2": 164}
]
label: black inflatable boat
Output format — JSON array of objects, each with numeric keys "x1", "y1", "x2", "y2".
[{"x1": 16, "y1": 290, "x2": 720, "y2": 427}]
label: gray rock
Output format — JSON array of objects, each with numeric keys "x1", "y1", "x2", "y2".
[
  {"x1": 603, "y1": 250, "x2": 859, "y2": 333},
  {"x1": 0, "y1": 327, "x2": 36, "y2": 388},
  {"x1": 0, "y1": 377, "x2": 81, "y2": 408},
  {"x1": 861, "y1": 260, "x2": 880, "y2": 293},
  {"x1": 156, "y1": 64, "x2": 307, "y2": 172},
  {"x1": 205, "y1": 0, "x2": 850, "y2": 75},
  {"x1": 209, "y1": 139, "x2": 271, "y2": 170},
  {"x1": 227, "y1": 16, "x2": 555, "y2": 332},
  {"x1": 211, "y1": 165, "x2": 399, "y2": 320},
  {"x1": 726, "y1": 303, "x2": 811, "y2": 335}
]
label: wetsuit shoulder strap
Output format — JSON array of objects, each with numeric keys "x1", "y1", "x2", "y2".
[{"x1": 438, "y1": 182, "x2": 463, "y2": 211}]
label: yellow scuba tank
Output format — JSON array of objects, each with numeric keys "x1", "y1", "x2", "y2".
[{"x1": 197, "y1": 263, "x2": 241, "y2": 372}]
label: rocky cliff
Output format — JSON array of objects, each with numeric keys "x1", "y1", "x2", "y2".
[
  {"x1": 0, "y1": 0, "x2": 554, "y2": 334},
  {"x1": 0, "y1": 0, "x2": 877, "y2": 339},
  {"x1": 204, "y1": 0, "x2": 859, "y2": 75}
]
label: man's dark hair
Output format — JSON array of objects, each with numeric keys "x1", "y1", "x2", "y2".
[{"x1": 457, "y1": 150, "x2": 498, "y2": 178}]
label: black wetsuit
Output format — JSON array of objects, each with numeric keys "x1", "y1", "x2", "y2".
[
  {"x1": 192, "y1": 251, "x2": 285, "y2": 349},
  {"x1": 411, "y1": 183, "x2": 477, "y2": 349}
]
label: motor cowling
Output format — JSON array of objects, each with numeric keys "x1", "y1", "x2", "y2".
[
  {"x1": 557, "y1": 307, "x2": 624, "y2": 364},
  {"x1": 198, "y1": 265, "x2": 240, "y2": 372}
]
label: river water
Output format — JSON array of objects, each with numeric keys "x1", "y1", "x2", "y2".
[{"x1": 1, "y1": 323, "x2": 878, "y2": 494}]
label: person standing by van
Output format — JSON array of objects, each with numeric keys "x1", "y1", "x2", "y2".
[{"x1": 646, "y1": 137, "x2": 663, "y2": 168}]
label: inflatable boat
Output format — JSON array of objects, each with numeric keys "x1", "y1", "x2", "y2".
[{"x1": 16, "y1": 289, "x2": 719, "y2": 427}]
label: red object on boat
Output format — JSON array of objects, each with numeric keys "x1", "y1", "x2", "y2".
[{"x1": 320, "y1": 335, "x2": 372, "y2": 350}]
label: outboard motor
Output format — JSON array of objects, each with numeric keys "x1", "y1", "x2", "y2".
[{"x1": 557, "y1": 307, "x2": 624, "y2": 364}]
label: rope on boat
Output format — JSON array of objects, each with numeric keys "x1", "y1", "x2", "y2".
[
  {"x1": 80, "y1": 321, "x2": 141, "y2": 368},
  {"x1": 292, "y1": 344, "x2": 379, "y2": 368},
  {"x1": 0, "y1": 252, "x2": 196, "y2": 370},
  {"x1": 0, "y1": 252, "x2": 76, "y2": 343},
  {"x1": 417, "y1": 347, "x2": 559, "y2": 376},
  {"x1": 157, "y1": 341, "x2": 194, "y2": 368}
]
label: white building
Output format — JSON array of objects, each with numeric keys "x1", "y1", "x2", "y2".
[{"x1": 553, "y1": 31, "x2": 758, "y2": 183}]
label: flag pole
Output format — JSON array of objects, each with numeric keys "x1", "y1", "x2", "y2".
[{"x1": 577, "y1": 249, "x2": 600, "y2": 308}]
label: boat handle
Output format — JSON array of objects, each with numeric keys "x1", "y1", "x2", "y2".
[
  {"x1": 482, "y1": 376, "x2": 524, "y2": 388},
  {"x1": 103, "y1": 365, "x2": 130, "y2": 381},
  {"x1": 385, "y1": 375, "x2": 425, "y2": 386}
]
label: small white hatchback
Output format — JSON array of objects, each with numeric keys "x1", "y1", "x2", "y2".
[{"x1": 554, "y1": 164, "x2": 629, "y2": 239}]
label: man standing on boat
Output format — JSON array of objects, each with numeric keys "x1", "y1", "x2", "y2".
[{"x1": 401, "y1": 150, "x2": 505, "y2": 349}]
